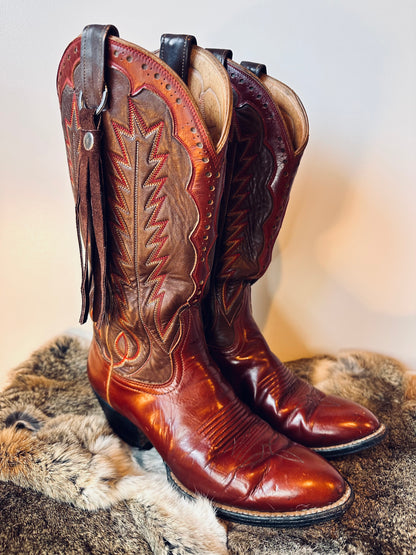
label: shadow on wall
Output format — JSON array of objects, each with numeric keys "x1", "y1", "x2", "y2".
[
  {"x1": 251, "y1": 144, "x2": 416, "y2": 363},
  {"x1": 252, "y1": 146, "x2": 352, "y2": 360}
]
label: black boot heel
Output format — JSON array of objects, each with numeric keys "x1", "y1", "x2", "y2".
[{"x1": 95, "y1": 393, "x2": 153, "y2": 450}]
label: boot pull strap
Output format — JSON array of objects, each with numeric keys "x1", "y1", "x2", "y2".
[
  {"x1": 160, "y1": 34, "x2": 197, "y2": 84},
  {"x1": 240, "y1": 61, "x2": 267, "y2": 78},
  {"x1": 207, "y1": 48, "x2": 233, "y2": 68},
  {"x1": 80, "y1": 24, "x2": 119, "y2": 111},
  {"x1": 76, "y1": 24, "x2": 118, "y2": 327}
]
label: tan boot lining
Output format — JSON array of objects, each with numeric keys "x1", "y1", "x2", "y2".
[
  {"x1": 260, "y1": 74, "x2": 309, "y2": 154},
  {"x1": 187, "y1": 46, "x2": 232, "y2": 153},
  {"x1": 151, "y1": 42, "x2": 232, "y2": 153}
]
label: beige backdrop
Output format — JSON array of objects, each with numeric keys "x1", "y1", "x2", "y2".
[{"x1": 1, "y1": 0, "x2": 415, "y2": 387}]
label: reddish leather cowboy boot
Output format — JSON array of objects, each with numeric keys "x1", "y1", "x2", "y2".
[
  {"x1": 57, "y1": 25, "x2": 353, "y2": 526},
  {"x1": 204, "y1": 54, "x2": 386, "y2": 457}
]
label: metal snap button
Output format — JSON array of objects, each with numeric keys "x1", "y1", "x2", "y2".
[{"x1": 83, "y1": 132, "x2": 94, "y2": 151}]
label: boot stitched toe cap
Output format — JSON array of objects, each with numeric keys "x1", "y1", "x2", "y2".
[
  {"x1": 304, "y1": 394, "x2": 384, "y2": 449},
  {"x1": 182, "y1": 438, "x2": 350, "y2": 515},
  {"x1": 237, "y1": 443, "x2": 349, "y2": 513}
]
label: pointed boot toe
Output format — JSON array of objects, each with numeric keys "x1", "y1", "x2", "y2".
[
  {"x1": 163, "y1": 409, "x2": 353, "y2": 527},
  {"x1": 310, "y1": 395, "x2": 387, "y2": 457}
]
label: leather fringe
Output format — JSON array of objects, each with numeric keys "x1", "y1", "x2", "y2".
[{"x1": 76, "y1": 107, "x2": 107, "y2": 327}]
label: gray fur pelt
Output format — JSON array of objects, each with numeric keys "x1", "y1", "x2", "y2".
[{"x1": 0, "y1": 336, "x2": 415, "y2": 554}]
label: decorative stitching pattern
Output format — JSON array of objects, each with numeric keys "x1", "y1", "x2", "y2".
[
  {"x1": 214, "y1": 64, "x2": 292, "y2": 320},
  {"x1": 114, "y1": 331, "x2": 140, "y2": 365},
  {"x1": 198, "y1": 398, "x2": 273, "y2": 459},
  {"x1": 108, "y1": 98, "x2": 176, "y2": 341},
  {"x1": 256, "y1": 371, "x2": 283, "y2": 398},
  {"x1": 218, "y1": 123, "x2": 255, "y2": 314},
  {"x1": 63, "y1": 95, "x2": 81, "y2": 191}
]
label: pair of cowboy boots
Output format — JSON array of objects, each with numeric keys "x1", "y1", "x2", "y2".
[{"x1": 57, "y1": 25, "x2": 385, "y2": 527}]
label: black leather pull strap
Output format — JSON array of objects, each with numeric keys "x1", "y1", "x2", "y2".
[
  {"x1": 159, "y1": 34, "x2": 197, "y2": 84},
  {"x1": 81, "y1": 24, "x2": 119, "y2": 110},
  {"x1": 76, "y1": 24, "x2": 118, "y2": 327},
  {"x1": 241, "y1": 61, "x2": 267, "y2": 78},
  {"x1": 207, "y1": 48, "x2": 233, "y2": 68}
]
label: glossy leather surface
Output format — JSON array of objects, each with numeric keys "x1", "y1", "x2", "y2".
[
  {"x1": 58, "y1": 30, "x2": 351, "y2": 522},
  {"x1": 209, "y1": 285, "x2": 381, "y2": 449},
  {"x1": 88, "y1": 306, "x2": 348, "y2": 513},
  {"x1": 206, "y1": 60, "x2": 382, "y2": 451}
]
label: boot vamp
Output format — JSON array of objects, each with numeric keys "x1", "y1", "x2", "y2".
[
  {"x1": 93, "y1": 336, "x2": 346, "y2": 513},
  {"x1": 209, "y1": 327, "x2": 380, "y2": 449},
  {"x1": 159, "y1": 395, "x2": 348, "y2": 512},
  {"x1": 208, "y1": 439, "x2": 347, "y2": 512},
  {"x1": 274, "y1": 380, "x2": 381, "y2": 448},
  {"x1": 159, "y1": 391, "x2": 347, "y2": 511}
]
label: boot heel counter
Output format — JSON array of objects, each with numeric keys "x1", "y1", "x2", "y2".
[
  {"x1": 87, "y1": 339, "x2": 112, "y2": 402},
  {"x1": 95, "y1": 393, "x2": 152, "y2": 449}
]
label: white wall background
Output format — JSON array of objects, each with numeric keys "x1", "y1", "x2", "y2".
[{"x1": 0, "y1": 0, "x2": 415, "y2": 383}]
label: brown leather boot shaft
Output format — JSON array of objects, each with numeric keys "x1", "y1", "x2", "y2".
[
  {"x1": 207, "y1": 59, "x2": 308, "y2": 327},
  {"x1": 58, "y1": 31, "x2": 231, "y2": 384}
]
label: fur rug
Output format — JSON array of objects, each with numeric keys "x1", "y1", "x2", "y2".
[{"x1": 0, "y1": 335, "x2": 415, "y2": 554}]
